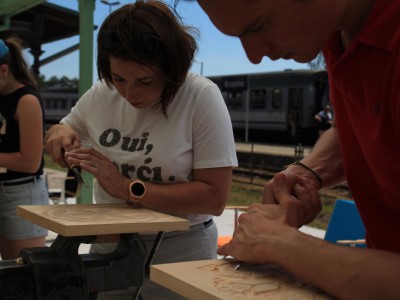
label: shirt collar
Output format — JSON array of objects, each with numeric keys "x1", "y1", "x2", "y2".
[{"x1": 355, "y1": 0, "x2": 399, "y2": 51}]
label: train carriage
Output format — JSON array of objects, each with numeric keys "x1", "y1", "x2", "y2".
[
  {"x1": 208, "y1": 69, "x2": 329, "y2": 145},
  {"x1": 41, "y1": 86, "x2": 79, "y2": 126}
]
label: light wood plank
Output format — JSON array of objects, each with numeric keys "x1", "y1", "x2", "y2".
[
  {"x1": 17, "y1": 204, "x2": 189, "y2": 236},
  {"x1": 151, "y1": 259, "x2": 333, "y2": 300},
  {"x1": 0, "y1": 167, "x2": 7, "y2": 173}
]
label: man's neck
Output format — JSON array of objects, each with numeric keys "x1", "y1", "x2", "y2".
[{"x1": 339, "y1": 0, "x2": 375, "y2": 49}]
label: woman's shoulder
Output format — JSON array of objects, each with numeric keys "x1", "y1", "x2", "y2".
[
  {"x1": 180, "y1": 73, "x2": 219, "y2": 95},
  {"x1": 171, "y1": 73, "x2": 225, "y2": 113},
  {"x1": 90, "y1": 80, "x2": 115, "y2": 94},
  {"x1": 80, "y1": 80, "x2": 119, "y2": 102},
  {"x1": 184, "y1": 73, "x2": 217, "y2": 87}
]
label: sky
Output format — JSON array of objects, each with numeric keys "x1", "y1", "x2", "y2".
[{"x1": 34, "y1": 0, "x2": 309, "y2": 83}]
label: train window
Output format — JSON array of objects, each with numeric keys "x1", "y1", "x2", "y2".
[
  {"x1": 226, "y1": 91, "x2": 243, "y2": 110},
  {"x1": 265, "y1": 89, "x2": 273, "y2": 102},
  {"x1": 45, "y1": 99, "x2": 52, "y2": 110},
  {"x1": 272, "y1": 88, "x2": 282, "y2": 109},
  {"x1": 50, "y1": 99, "x2": 57, "y2": 109},
  {"x1": 250, "y1": 89, "x2": 266, "y2": 109},
  {"x1": 61, "y1": 99, "x2": 68, "y2": 110}
]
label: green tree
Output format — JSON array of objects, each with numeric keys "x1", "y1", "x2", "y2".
[
  {"x1": 40, "y1": 75, "x2": 79, "y2": 89},
  {"x1": 308, "y1": 52, "x2": 326, "y2": 70}
]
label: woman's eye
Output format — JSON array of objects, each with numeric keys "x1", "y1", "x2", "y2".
[
  {"x1": 113, "y1": 77, "x2": 125, "y2": 82},
  {"x1": 139, "y1": 80, "x2": 152, "y2": 86}
]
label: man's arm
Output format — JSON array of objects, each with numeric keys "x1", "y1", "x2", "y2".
[
  {"x1": 275, "y1": 227, "x2": 400, "y2": 300},
  {"x1": 219, "y1": 177, "x2": 400, "y2": 299},
  {"x1": 299, "y1": 123, "x2": 345, "y2": 190}
]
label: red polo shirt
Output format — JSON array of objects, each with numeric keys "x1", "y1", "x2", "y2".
[{"x1": 323, "y1": 0, "x2": 400, "y2": 252}]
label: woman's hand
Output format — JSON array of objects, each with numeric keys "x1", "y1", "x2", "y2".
[
  {"x1": 64, "y1": 147, "x2": 129, "y2": 200},
  {"x1": 45, "y1": 124, "x2": 81, "y2": 168}
]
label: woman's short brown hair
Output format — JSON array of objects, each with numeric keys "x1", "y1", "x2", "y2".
[{"x1": 97, "y1": 0, "x2": 198, "y2": 115}]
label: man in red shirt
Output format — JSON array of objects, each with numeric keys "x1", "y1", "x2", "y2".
[{"x1": 194, "y1": 0, "x2": 400, "y2": 298}]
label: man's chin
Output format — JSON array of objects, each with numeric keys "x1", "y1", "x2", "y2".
[{"x1": 291, "y1": 52, "x2": 321, "y2": 63}]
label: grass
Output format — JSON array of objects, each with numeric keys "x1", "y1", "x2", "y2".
[
  {"x1": 310, "y1": 196, "x2": 336, "y2": 230},
  {"x1": 44, "y1": 153, "x2": 334, "y2": 230},
  {"x1": 44, "y1": 153, "x2": 65, "y2": 172},
  {"x1": 227, "y1": 181, "x2": 264, "y2": 206}
]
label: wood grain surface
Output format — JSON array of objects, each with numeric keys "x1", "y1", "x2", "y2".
[
  {"x1": 151, "y1": 259, "x2": 333, "y2": 300},
  {"x1": 17, "y1": 204, "x2": 189, "y2": 236}
]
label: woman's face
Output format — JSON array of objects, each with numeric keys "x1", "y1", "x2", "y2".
[{"x1": 109, "y1": 56, "x2": 166, "y2": 108}]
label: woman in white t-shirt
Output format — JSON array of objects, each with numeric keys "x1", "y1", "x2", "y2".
[{"x1": 45, "y1": 1, "x2": 237, "y2": 299}]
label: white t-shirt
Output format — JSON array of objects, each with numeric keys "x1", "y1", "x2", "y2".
[{"x1": 62, "y1": 73, "x2": 238, "y2": 224}]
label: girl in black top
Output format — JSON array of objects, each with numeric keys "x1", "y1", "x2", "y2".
[{"x1": 0, "y1": 37, "x2": 48, "y2": 259}]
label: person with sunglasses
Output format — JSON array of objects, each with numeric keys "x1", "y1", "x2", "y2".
[
  {"x1": 190, "y1": 0, "x2": 400, "y2": 298},
  {"x1": 0, "y1": 37, "x2": 48, "y2": 260},
  {"x1": 45, "y1": 1, "x2": 237, "y2": 298}
]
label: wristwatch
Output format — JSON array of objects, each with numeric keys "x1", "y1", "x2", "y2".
[{"x1": 129, "y1": 180, "x2": 146, "y2": 203}]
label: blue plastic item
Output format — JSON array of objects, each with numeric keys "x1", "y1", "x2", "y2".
[{"x1": 324, "y1": 199, "x2": 366, "y2": 248}]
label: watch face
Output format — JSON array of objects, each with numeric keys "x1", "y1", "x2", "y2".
[{"x1": 131, "y1": 181, "x2": 145, "y2": 196}]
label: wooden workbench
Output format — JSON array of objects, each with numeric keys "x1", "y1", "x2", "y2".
[
  {"x1": 17, "y1": 203, "x2": 189, "y2": 236},
  {"x1": 151, "y1": 259, "x2": 333, "y2": 300}
]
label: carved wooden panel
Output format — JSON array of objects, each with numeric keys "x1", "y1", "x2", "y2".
[
  {"x1": 17, "y1": 204, "x2": 189, "y2": 236},
  {"x1": 151, "y1": 259, "x2": 333, "y2": 300}
]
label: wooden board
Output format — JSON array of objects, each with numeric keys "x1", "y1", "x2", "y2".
[
  {"x1": 0, "y1": 167, "x2": 6, "y2": 173},
  {"x1": 17, "y1": 204, "x2": 189, "y2": 236},
  {"x1": 151, "y1": 259, "x2": 333, "y2": 300}
]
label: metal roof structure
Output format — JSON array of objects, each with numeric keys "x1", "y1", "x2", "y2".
[
  {"x1": 0, "y1": 0, "x2": 45, "y2": 30},
  {"x1": 0, "y1": 1, "x2": 82, "y2": 75},
  {"x1": 0, "y1": 1, "x2": 79, "y2": 44}
]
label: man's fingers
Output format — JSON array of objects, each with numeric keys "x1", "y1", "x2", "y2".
[
  {"x1": 262, "y1": 183, "x2": 276, "y2": 204},
  {"x1": 272, "y1": 173, "x2": 291, "y2": 204},
  {"x1": 303, "y1": 189, "x2": 322, "y2": 224},
  {"x1": 217, "y1": 242, "x2": 230, "y2": 256}
]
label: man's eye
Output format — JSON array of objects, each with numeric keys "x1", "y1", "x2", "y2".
[
  {"x1": 251, "y1": 26, "x2": 262, "y2": 33},
  {"x1": 113, "y1": 77, "x2": 125, "y2": 82},
  {"x1": 250, "y1": 19, "x2": 267, "y2": 34}
]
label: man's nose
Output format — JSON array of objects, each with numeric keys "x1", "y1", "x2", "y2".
[{"x1": 240, "y1": 36, "x2": 264, "y2": 64}]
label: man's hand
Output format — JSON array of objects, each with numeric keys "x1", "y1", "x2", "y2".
[{"x1": 263, "y1": 171, "x2": 321, "y2": 227}]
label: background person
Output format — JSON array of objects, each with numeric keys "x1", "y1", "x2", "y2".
[
  {"x1": 45, "y1": 1, "x2": 237, "y2": 299},
  {"x1": 193, "y1": 0, "x2": 400, "y2": 299},
  {"x1": 0, "y1": 37, "x2": 48, "y2": 260},
  {"x1": 314, "y1": 104, "x2": 333, "y2": 136}
]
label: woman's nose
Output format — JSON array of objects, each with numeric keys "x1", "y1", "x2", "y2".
[{"x1": 125, "y1": 84, "x2": 136, "y2": 100}]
